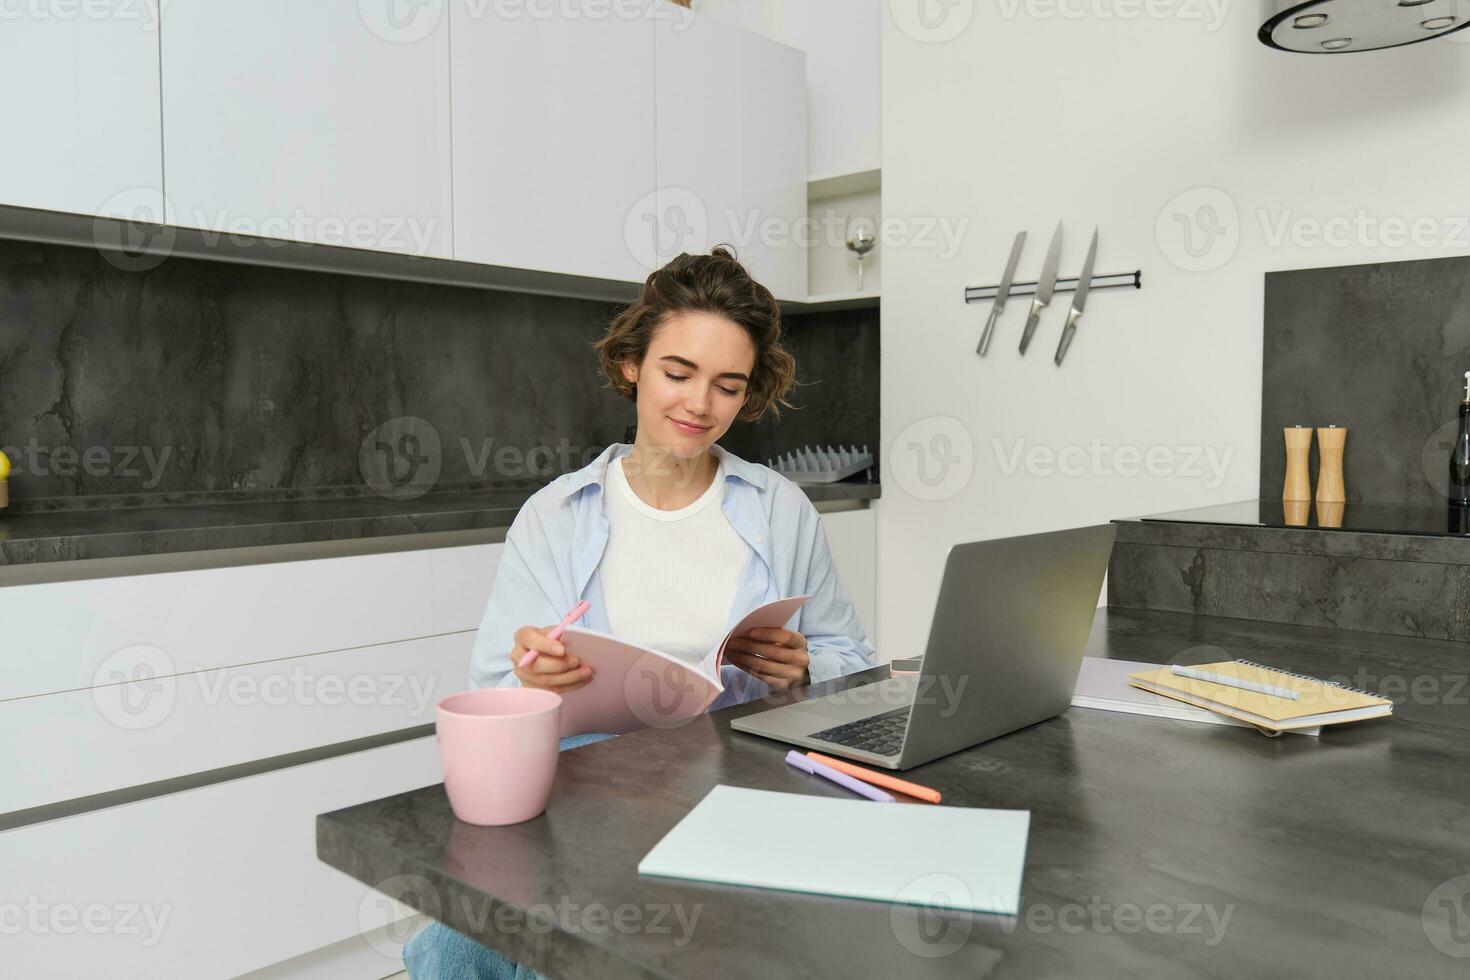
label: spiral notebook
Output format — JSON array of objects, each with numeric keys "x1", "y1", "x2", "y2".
[
  {"x1": 1128, "y1": 659, "x2": 1393, "y2": 733},
  {"x1": 1072, "y1": 658, "x2": 1321, "y2": 736}
]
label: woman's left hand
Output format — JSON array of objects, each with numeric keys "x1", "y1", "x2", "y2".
[{"x1": 726, "y1": 628, "x2": 810, "y2": 691}]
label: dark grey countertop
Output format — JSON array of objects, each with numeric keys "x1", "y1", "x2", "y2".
[
  {"x1": 317, "y1": 607, "x2": 1470, "y2": 979},
  {"x1": 0, "y1": 480, "x2": 879, "y2": 569},
  {"x1": 1132, "y1": 498, "x2": 1470, "y2": 541}
]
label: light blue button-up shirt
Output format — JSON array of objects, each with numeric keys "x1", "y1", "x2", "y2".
[{"x1": 469, "y1": 442, "x2": 877, "y2": 710}]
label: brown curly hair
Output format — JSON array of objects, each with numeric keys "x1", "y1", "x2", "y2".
[{"x1": 593, "y1": 246, "x2": 798, "y2": 423}]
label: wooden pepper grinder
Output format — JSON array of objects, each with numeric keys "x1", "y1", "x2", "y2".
[
  {"x1": 1316, "y1": 425, "x2": 1347, "y2": 503},
  {"x1": 1283, "y1": 426, "x2": 1313, "y2": 502}
]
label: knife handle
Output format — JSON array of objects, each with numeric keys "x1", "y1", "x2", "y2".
[
  {"x1": 1018, "y1": 299, "x2": 1043, "y2": 355},
  {"x1": 977, "y1": 306, "x2": 1002, "y2": 356},
  {"x1": 1054, "y1": 308, "x2": 1081, "y2": 366}
]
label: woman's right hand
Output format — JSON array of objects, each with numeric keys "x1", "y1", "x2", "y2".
[{"x1": 511, "y1": 624, "x2": 594, "y2": 692}]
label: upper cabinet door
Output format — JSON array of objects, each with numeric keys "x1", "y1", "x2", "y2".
[
  {"x1": 735, "y1": 27, "x2": 807, "y2": 303},
  {"x1": 655, "y1": 8, "x2": 807, "y2": 302},
  {"x1": 450, "y1": 0, "x2": 657, "y2": 284},
  {"x1": 0, "y1": 1, "x2": 163, "y2": 220},
  {"x1": 160, "y1": 0, "x2": 452, "y2": 258}
]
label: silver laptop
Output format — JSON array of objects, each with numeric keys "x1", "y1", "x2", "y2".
[{"x1": 731, "y1": 524, "x2": 1116, "y2": 771}]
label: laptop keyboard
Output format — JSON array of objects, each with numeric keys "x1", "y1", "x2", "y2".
[{"x1": 809, "y1": 706, "x2": 911, "y2": 757}]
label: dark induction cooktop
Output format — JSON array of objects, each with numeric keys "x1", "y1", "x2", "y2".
[{"x1": 1140, "y1": 499, "x2": 1470, "y2": 537}]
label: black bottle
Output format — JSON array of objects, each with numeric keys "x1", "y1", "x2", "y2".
[{"x1": 1451, "y1": 371, "x2": 1470, "y2": 506}]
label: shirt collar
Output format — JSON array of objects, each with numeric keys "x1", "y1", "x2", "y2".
[{"x1": 556, "y1": 441, "x2": 768, "y2": 500}]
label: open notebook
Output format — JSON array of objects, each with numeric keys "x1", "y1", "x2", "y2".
[{"x1": 556, "y1": 595, "x2": 811, "y2": 736}]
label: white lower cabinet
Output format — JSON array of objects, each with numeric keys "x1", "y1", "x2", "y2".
[
  {"x1": 3, "y1": 543, "x2": 494, "y2": 978},
  {"x1": 3, "y1": 736, "x2": 440, "y2": 979}
]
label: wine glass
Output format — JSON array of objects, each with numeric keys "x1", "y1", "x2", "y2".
[{"x1": 845, "y1": 217, "x2": 877, "y2": 292}]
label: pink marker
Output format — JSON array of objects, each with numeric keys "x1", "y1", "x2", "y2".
[{"x1": 517, "y1": 600, "x2": 591, "y2": 670}]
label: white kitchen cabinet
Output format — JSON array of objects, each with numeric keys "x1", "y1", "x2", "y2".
[
  {"x1": 820, "y1": 507, "x2": 878, "y2": 647},
  {"x1": 0, "y1": 541, "x2": 495, "y2": 813},
  {"x1": 786, "y1": 0, "x2": 881, "y2": 180},
  {"x1": 0, "y1": 541, "x2": 492, "y2": 977},
  {"x1": 6, "y1": 633, "x2": 472, "y2": 815},
  {"x1": 2, "y1": 736, "x2": 440, "y2": 979},
  {"x1": 160, "y1": 0, "x2": 452, "y2": 257},
  {"x1": 1, "y1": 543, "x2": 495, "y2": 703},
  {"x1": 655, "y1": 7, "x2": 808, "y2": 301},
  {"x1": 696, "y1": 0, "x2": 881, "y2": 180},
  {"x1": 450, "y1": 0, "x2": 657, "y2": 283},
  {"x1": 0, "y1": 1, "x2": 163, "y2": 220}
]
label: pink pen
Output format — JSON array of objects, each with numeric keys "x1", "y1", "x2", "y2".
[{"x1": 517, "y1": 600, "x2": 591, "y2": 670}]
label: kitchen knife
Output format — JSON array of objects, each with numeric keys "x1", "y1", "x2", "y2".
[
  {"x1": 977, "y1": 231, "x2": 1026, "y2": 356},
  {"x1": 1018, "y1": 221, "x2": 1062, "y2": 355},
  {"x1": 1053, "y1": 228, "x2": 1097, "y2": 367}
]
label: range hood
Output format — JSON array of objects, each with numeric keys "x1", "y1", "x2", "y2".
[{"x1": 1260, "y1": 0, "x2": 1470, "y2": 52}]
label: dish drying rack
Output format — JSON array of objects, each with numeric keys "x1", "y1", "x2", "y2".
[{"x1": 767, "y1": 445, "x2": 873, "y2": 484}]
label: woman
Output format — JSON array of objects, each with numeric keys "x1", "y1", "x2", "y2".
[{"x1": 405, "y1": 246, "x2": 876, "y2": 979}]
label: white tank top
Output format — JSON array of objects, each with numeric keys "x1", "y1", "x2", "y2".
[{"x1": 600, "y1": 455, "x2": 748, "y2": 667}]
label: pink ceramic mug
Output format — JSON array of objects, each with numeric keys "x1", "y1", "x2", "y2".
[{"x1": 436, "y1": 688, "x2": 562, "y2": 826}]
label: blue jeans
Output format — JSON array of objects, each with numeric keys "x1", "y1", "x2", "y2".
[{"x1": 402, "y1": 732, "x2": 618, "y2": 980}]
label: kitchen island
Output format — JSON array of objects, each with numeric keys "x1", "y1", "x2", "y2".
[{"x1": 318, "y1": 606, "x2": 1470, "y2": 979}]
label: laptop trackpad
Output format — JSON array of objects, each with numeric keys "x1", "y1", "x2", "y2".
[{"x1": 781, "y1": 676, "x2": 917, "y2": 730}]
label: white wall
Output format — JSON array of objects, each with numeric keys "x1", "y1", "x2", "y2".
[{"x1": 877, "y1": 1, "x2": 1470, "y2": 652}]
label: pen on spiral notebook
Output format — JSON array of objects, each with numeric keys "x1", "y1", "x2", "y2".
[{"x1": 1170, "y1": 664, "x2": 1300, "y2": 701}]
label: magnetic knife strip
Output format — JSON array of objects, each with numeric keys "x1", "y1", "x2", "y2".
[{"x1": 964, "y1": 270, "x2": 1141, "y2": 303}]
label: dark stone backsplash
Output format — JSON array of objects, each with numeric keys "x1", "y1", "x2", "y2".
[
  {"x1": 0, "y1": 238, "x2": 878, "y2": 509},
  {"x1": 1260, "y1": 256, "x2": 1470, "y2": 506},
  {"x1": 718, "y1": 304, "x2": 881, "y2": 469}
]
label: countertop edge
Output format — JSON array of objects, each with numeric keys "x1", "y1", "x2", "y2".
[{"x1": 0, "y1": 486, "x2": 878, "y2": 584}]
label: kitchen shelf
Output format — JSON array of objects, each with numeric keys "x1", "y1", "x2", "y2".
[
  {"x1": 808, "y1": 168, "x2": 881, "y2": 202},
  {"x1": 782, "y1": 289, "x2": 880, "y2": 313}
]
